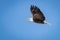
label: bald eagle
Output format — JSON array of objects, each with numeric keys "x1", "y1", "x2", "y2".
[{"x1": 27, "y1": 5, "x2": 48, "y2": 24}]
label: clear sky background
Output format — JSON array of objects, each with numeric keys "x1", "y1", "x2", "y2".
[{"x1": 0, "y1": 0, "x2": 60, "y2": 40}]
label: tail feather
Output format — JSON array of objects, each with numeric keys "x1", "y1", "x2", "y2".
[{"x1": 48, "y1": 22, "x2": 52, "y2": 26}]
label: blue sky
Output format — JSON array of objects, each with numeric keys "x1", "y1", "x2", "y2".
[{"x1": 0, "y1": 0, "x2": 60, "y2": 40}]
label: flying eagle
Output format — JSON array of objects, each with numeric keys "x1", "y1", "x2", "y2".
[{"x1": 27, "y1": 5, "x2": 48, "y2": 24}]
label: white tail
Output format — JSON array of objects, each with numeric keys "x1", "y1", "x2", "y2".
[{"x1": 48, "y1": 22, "x2": 52, "y2": 26}]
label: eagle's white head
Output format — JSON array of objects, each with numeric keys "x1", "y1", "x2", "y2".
[
  {"x1": 27, "y1": 18, "x2": 33, "y2": 22},
  {"x1": 27, "y1": 18, "x2": 48, "y2": 24},
  {"x1": 27, "y1": 18, "x2": 51, "y2": 26}
]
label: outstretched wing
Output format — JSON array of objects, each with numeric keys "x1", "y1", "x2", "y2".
[{"x1": 30, "y1": 5, "x2": 45, "y2": 21}]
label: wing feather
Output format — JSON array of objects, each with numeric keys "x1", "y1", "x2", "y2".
[{"x1": 30, "y1": 5, "x2": 45, "y2": 21}]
